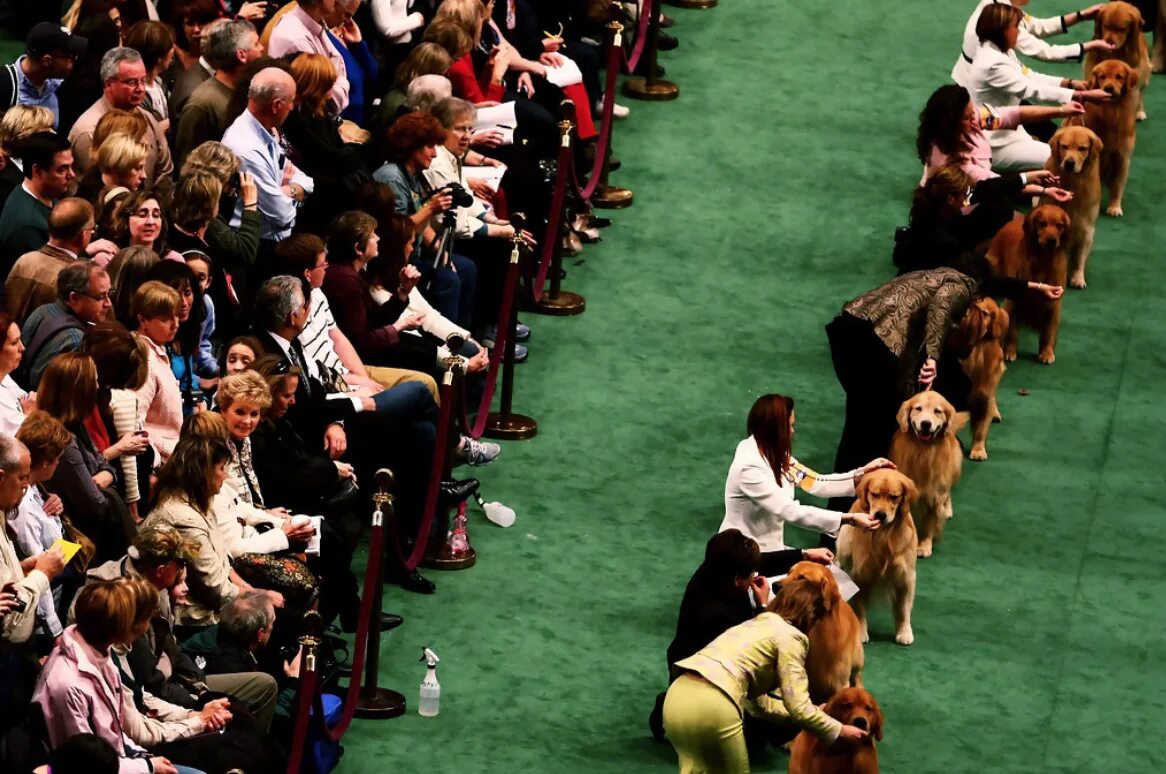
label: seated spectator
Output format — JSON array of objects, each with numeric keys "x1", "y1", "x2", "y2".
[
  {"x1": 72, "y1": 107, "x2": 150, "y2": 205},
  {"x1": 0, "y1": 312, "x2": 34, "y2": 436},
  {"x1": 67, "y1": 47, "x2": 174, "y2": 193},
  {"x1": 131, "y1": 281, "x2": 185, "y2": 462},
  {"x1": 12, "y1": 412, "x2": 76, "y2": 648},
  {"x1": 0, "y1": 132, "x2": 75, "y2": 271},
  {"x1": 107, "y1": 188, "x2": 180, "y2": 260},
  {"x1": 108, "y1": 245, "x2": 161, "y2": 327},
  {"x1": 40, "y1": 733, "x2": 120, "y2": 774},
  {"x1": 122, "y1": 21, "x2": 177, "y2": 134},
  {"x1": 0, "y1": 23, "x2": 85, "y2": 128},
  {"x1": 370, "y1": 0, "x2": 428, "y2": 73},
  {"x1": 182, "y1": 591, "x2": 300, "y2": 693},
  {"x1": 274, "y1": 232, "x2": 439, "y2": 400},
  {"x1": 223, "y1": 335, "x2": 263, "y2": 376},
  {"x1": 183, "y1": 252, "x2": 220, "y2": 388},
  {"x1": 6, "y1": 199, "x2": 106, "y2": 325},
  {"x1": 83, "y1": 525, "x2": 279, "y2": 733},
  {"x1": 147, "y1": 261, "x2": 208, "y2": 415},
  {"x1": 267, "y1": 0, "x2": 352, "y2": 113},
  {"x1": 325, "y1": 0, "x2": 379, "y2": 126},
  {"x1": 0, "y1": 106, "x2": 57, "y2": 210},
  {"x1": 37, "y1": 355, "x2": 137, "y2": 562},
  {"x1": 34, "y1": 577, "x2": 262, "y2": 774},
  {"x1": 174, "y1": 20, "x2": 265, "y2": 171},
  {"x1": 20, "y1": 261, "x2": 112, "y2": 390},
  {"x1": 372, "y1": 42, "x2": 452, "y2": 133},
  {"x1": 221, "y1": 68, "x2": 315, "y2": 251},
  {"x1": 81, "y1": 322, "x2": 153, "y2": 517}
]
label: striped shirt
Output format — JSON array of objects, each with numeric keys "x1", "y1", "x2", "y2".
[{"x1": 298, "y1": 287, "x2": 346, "y2": 376}]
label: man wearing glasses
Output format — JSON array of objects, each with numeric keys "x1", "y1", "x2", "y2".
[
  {"x1": 19, "y1": 261, "x2": 112, "y2": 389},
  {"x1": 67, "y1": 47, "x2": 174, "y2": 194},
  {"x1": 0, "y1": 23, "x2": 87, "y2": 128}
]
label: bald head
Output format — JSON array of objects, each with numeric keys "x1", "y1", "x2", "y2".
[
  {"x1": 248, "y1": 68, "x2": 296, "y2": 128},
  {"x1": 48, "y1": 197, "x2": 95, "y2": 249}
]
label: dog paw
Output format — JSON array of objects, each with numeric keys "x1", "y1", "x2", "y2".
[
  {"x1": 970, "y1": 446, "x2": 988, "y2": 461},
  {"x1": 1038, "y1": 351, "x2": 1056, "y2": 365},
  {"x1": 1069, "y1": 273, "x2": 1087, "y2": 289},
  {"x1": 1136, "y1": 110, "x2": 1147, "y2": 122},
  {"x1": 916, "y1": 540, "x2": 933, "y2": 558},
  {"x1": 991, "y1": 410, "x2": 1002, "y2": 423},
  {"x1": 1004, "y1": 350, "x2": 1018, "y2": 362},
  {"x1": 1105, "y1": 203, "x2": 1124, "y2": 217},
  {"x1": 894, "y1": 629, "x2": 914, "y2": 646}
]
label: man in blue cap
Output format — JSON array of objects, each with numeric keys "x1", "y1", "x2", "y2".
[{"x1": 0, "y1": 23, "x2": 88, "y2": 127}]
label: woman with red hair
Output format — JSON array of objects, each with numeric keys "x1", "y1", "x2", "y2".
[{"x1": 719, "y1": 394, "x2": 888, "y2": 566}]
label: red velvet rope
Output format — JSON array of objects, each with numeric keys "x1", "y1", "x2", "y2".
[
  {"x1": 460, "y1": 256, "x2": 520, "y2": 439},
  {"x1": 530, "y1": 138, "x2": 573, "y2": 304},
  {"x1": 621, "y1": 0, "x2": 656, "y2": 72},
  {"x1": 285, "y1": 647, "x2": 319, "y2": 773},
  {"x1": 570, "y1": 32, "x2": 622, "y2": 202}
]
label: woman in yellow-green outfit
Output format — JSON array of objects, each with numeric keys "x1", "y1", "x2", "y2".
[{"x1": 662, "y1": 578, "x2": 869, "y2": 773}]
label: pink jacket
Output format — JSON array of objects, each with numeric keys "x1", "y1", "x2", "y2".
[
  {"x1": 134, "y1": 334, "x2": 183, "y2": 462},
  {"x1": 32, "y1": 626, "x2": 203, "y2": 773},
  {"x1": 921, "y1": 104, "x2": 1021, "y2": 185},
  {"x1": 267, "y1": 5, "x2": 350, "y2": 113}
]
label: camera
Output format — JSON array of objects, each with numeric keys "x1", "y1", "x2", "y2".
[{"x1": 437, "y1": 182, "x2": 474, "y2": 209}]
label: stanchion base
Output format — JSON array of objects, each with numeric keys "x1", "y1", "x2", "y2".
[
  {"x1": 666, "y1": 0, "x2": 717, "y2": 7},
  {"x1": 532, "y1": 291, "x2": 586, "y2": 316},
  {"x1": 593, "y1": 185, "x2": 634, "y2": 209},
  {"x1": 483, "y1": 412, "x2": 538, "y2": 440},
  {"x1": 623, "y1": 77, "x2": 679, "y2": 101},
  {"x1": 355, "y1": 687, "x2": 407, "y2": 719},
  {"x1": 423, "y1": 546, "x2": 477, "y2": 571}
]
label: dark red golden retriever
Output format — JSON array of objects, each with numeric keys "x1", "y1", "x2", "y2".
[{"x1": 788, "y1": 687, "x2": 884, "y2": 774}]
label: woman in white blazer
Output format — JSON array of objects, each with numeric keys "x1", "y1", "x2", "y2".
[
  {"x1": 719, "y1": 394, "x2": 888, "y2": 565},
  {"x1": 965, "y1": 4, "x2": 1112, "y2": 171},
  {"x1": 952, "y1": 0, "x2": 1108, "y2": 87}
]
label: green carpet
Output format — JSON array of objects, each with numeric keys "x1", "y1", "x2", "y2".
[{"x1": 339, "y1": 2, "x2": 1166, "y2": 772}]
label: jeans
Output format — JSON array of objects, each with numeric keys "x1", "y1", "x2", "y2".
[{"x1": 414, "y1": 252, "x2": 478, "y2": 329}]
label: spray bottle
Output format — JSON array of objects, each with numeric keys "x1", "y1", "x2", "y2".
[{"x1": 419, "y1": 647, "x2": 441, "y2": 717}]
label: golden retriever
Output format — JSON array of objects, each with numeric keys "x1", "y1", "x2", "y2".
[
  {"x1": 788, "y1": 687, "x2": 884, "y2": 774},
  {"x1": 784, "y1": 561, "x2": 864, "y2": 704},
  {"x1": 888, "y1": 392, "x2": 965, "y2": 559},
  {"x1": 1084, "y1": 1, "x2": 1151, "y2": 120},
  {"x1": 948, "y1": 298, "x2": 1009, "y2": 460},
  {"x1": 1043, "y1": 126, "x2": 1102, "y2": 288},
  {"x1": 1076, "y1": 59, "x2": 1140, "y2": 217},
  {"x1": 837, "y1": 470, "x2": 918, "y2": 646},
  {"x1": 987, "y1": 204, "x2": 1071, "y2": 365}
]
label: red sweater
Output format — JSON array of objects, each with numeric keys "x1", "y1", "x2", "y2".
[{"x1": 447, "y1": 54, "x2": 504, "y2": 104}]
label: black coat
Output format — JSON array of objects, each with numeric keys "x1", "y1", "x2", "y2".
[{"x1": 665, "y1": 565, "x2": 760, "y2": 669}]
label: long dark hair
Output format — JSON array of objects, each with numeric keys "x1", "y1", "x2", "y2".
[
  {"x1": 146, "y1": 260, "x2": 205, "y2": 357},
  {"x1": 747, "y1": 394, "x2": 795, "y2": 485},
  {"x1": 153, "y1": 435, "x2": 230, "y2": 514},
  {"x1": 916, "y1": 85, "x2": 972, "y2": 163}
]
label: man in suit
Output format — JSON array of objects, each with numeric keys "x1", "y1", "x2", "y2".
[{"x1": 253, "y1": 275, "x2": 477, "y2": 593}]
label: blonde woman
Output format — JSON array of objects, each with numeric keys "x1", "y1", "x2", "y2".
[
  {"x1": 131, "y1": 281, "x2": 184, "y2": 463},
  {"x1": 88, "y1": 133, "x2": 150, "y2": 203}
]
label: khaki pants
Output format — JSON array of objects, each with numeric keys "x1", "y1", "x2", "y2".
[
  {"x1": 204, "y1": 671, "x2": 279, "y2": 732},
  {"x1": 365, "y1": 366, "x2": 440, "y2": 403},
  {"x1": 662, "y1": 673, "x2": 750, "y2": 774}
]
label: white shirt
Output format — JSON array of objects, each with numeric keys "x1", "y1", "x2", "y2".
[
  {"x1": 719, "y1": 437, "x2": 857, "y2": 552},
  {"x1": 952, "y1": 0, "x2": 1084, "y2": 87},
  {"x1": 0, "y1": 374, "x2": 28, "y2": 437},
  {"x1": 267, "y1": 329, "x2": 363, "y2": 412},
  {"x1": 298, "y1": 288, "x2": 346, "y2": 376}
]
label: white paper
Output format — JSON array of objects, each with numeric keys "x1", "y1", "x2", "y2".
[
  {"x1": 463, "y1": 164, "x2": 506, "y2": 192},
  {"x1": 766, "y1": 564, "x2": 860, "y2": 602},
  {"x1": 304, "y1": 515, "x2": 323, "y2": 556},
  {"x1": 474, "y1": 102, "x2": 516, "y2": 146},
  {"x1": 543, "y1": 56, "x2": 583, "y2": 88}
]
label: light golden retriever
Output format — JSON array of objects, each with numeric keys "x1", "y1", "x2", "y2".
[
  {"x1": 1084, "y1": 1, "x2": 1151, "y2": 120},
  {"x1": 837, "y1": 469, "x2": 918, "y2": 646},
  {"x1": 784, "y1": 561, "x2": 864, "y2": 704},
  {"x1": 788, "y1": 687, "x2": 883, "y2": 774},
  {"x1": 1043, "y1": 126, "x2": 1102, "y2": 288},
  {"x1": 987, "y1": 204, "x2": 1071, "y2": 365},
  {"x1": 1076, "y1": 59, "x2": 1140, "y2": 217},
  {"x1": 948, "y1": 297, "x2": 1009, "y2": 460},
  {"x1": 888, "y1": 392, "x2": 965, "y2": 558}
]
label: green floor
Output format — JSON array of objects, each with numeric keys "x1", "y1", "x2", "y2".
[{"x1": 341, "y1": 2, "x2": 1166, "y2": 772}]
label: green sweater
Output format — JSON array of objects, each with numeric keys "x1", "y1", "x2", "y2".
[{"x1": 0, "y1": 186, "x2": 51, "y2": 274}]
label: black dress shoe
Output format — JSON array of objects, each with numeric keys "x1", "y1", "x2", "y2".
[
  {"x1": 657, "y1": 31, "x2": 678, "y2": 51},
  {"x1": 607, "y1": 155, "x2": 621, "y2": 172},
  {"x1": 396, "y1": 569, "x2": 436, "y2": 594},
  {"x1": 438, "y1": 478, "x2": 480, "y2": 507},
  {"x1": 588, "y1": 215, "x2": 613, "y2": 228},
  {"x1": 659, "y1": 13, "x2": 675, "y2": 28},
  {"x1": 380, "y1": 612, "x2": 404, "y2": 631}
]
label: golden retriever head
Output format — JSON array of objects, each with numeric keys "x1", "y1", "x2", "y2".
[
  {"x1": 897, "y1": 391, "x2": 965, "y2": 443},
  {"x1": 785, "y1": 561, "x2": 841, "y2": 614},
  {"x1": 853, "y1": 469, "x2": 916, "y2": 526},
  {"x1": 1049, "y1": 125, "x2": 1103, "y2": 174},
  {"x1": 953, "y1": 297, "x2": 1009, "y2": 349},
  {"x1": 1024, "y1": 204, "x2": 1071, "y2": 252},
  {"x1": 1089, "y1": 58, "x2": 1139, "y2": 98},
  {"x1": 1095, "y1": 1, "x2": 1144, "y2": 50},
  {"x1": 823, "y1": 687, "x2": 884, "y2": 742}
]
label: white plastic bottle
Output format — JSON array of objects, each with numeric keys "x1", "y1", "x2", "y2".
[{"x1": 418, "y1": 647, "x2": 441, "y2": 717}]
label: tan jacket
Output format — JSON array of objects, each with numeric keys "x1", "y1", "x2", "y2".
[
  {"x1": 67, "y1": 97, "x2": 174, "y2": 192},
  {"x1": 4, "y1": 243, "x2": 76, "y2": 326},
  {"x1": 141, "y1": 497, "x2": 238, "y2": 626}
]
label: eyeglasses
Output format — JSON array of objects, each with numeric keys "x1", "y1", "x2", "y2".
[
  {"x1": 79, "y1": 291, "x2": 111, "y2": 302},
  {"x1": 116, "y1": 78, "x2": 146, "y2": 89},
  {"x1": 312, "y1": 261, "x2": 329, "y2": 270}
]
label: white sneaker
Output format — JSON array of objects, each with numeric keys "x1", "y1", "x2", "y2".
[{"x1": 598, "y1": 98, "x2": 630, "y2": 120}]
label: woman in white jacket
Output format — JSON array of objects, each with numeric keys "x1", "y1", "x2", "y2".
[
  {"x1": 719, "y1": 394, "x2": 888, "y2": 571},
  {"x1": 964, "y1": 3, "x2": 1112, "y2": 170}
]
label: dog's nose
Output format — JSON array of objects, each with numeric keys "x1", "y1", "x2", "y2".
[
  {"x1": 875, "y1": 511, "x2": 888, "y2": 523},
  {"x1": 1104, "y1": 85, "x2": 1117, "y2": 95},
  {"x1": 919, "y1": 420, "x2": 932, "y2": 433},
  {"x1": 853, "y1": 717, "x2": 868, "y2": 731}
]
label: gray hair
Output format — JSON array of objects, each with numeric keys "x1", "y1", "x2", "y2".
[
  {"x1": 203, "y1": 20, "x2": 257, "y2": 72},
  {"x1": 431, "y1": 96, "x2": 475, "y2": 129},
  {"x1": 249, "y1": 68, "x2": 294, "y2": 106},
  {"x1": 100, "y1": 47, "x2": 144, "y2": 83},
  {"x1": 255, "y1": 275, "x2": 305, "y2": 332},
  {"x1": 405, "y1": 75, "x2": 452, "y2": 113},
  {"x1": 0, "y1": 435, "x2": 26, "y2": 472},
  {"x1": 200, "y1": 18, "x2": 229, "y2": 56},
  {"x1": 219, "y1": 591, "x2": 275, "y2": 647},
  {"x1": 57, "y1": 261, "x2": 104, "y2": 303}
]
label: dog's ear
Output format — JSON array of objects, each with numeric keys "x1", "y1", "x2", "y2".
[
  {"x1": 949, "y1": 410, "x2": 970, "y2": 435},
  {"x1": 900, "y1": 473, "x2": 918, "y2": 503},
  {"x1": 853, "y1": 476, "x2": 870, "y2": 512},
  {"x1": 1089, "y1": 129, "x2": 1104, "y2": 157},
  {"x1": 1133, "y1": 7, "x2": 1144, "y2": 31},
  {"x1": 1088, "y1": 67, "x2": 1100, "y2": 90},
  {"x1": 991, "y1": 303, "x2": 1009, "y2": 340},
  {"x1": 1047, "y1": 132, "x2": 1062, "y2": 165},
  {"x1": 871, "y1": 696, "x2": 885, "y2": 742},
  {"x1": 895, "y1": 398, "x2": 912, "y2": 434},
  {"x1": 1127, "y1": 66, "x2": 1140, "y2": 88}
]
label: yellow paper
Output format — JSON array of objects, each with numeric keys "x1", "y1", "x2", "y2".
[{"x1": 51, "y1": 539, "x2": 82, "y2": 564}]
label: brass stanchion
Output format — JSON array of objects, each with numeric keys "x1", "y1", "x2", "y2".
[
  {"x1": 666, "y1": 0, "x2": 717, "y2": 9},
  {"x1": 533, "y1": 103, "x2": 586, "y2": 316},
  {"x1": 485, "y1": 214, "x2": 538, "y2": 440},
  {"x1": 592, "y1": 18, "x2": 634, "y2": 210},
  {"x1": 424, "y1": 342, "x2": 478, "y2": 570},
  {"x1": 356, "y1": 469, "x2": 407, "y2": 718},
  {"x1": 623, "y1": 0, "x2": 679, "y2": 100}
]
